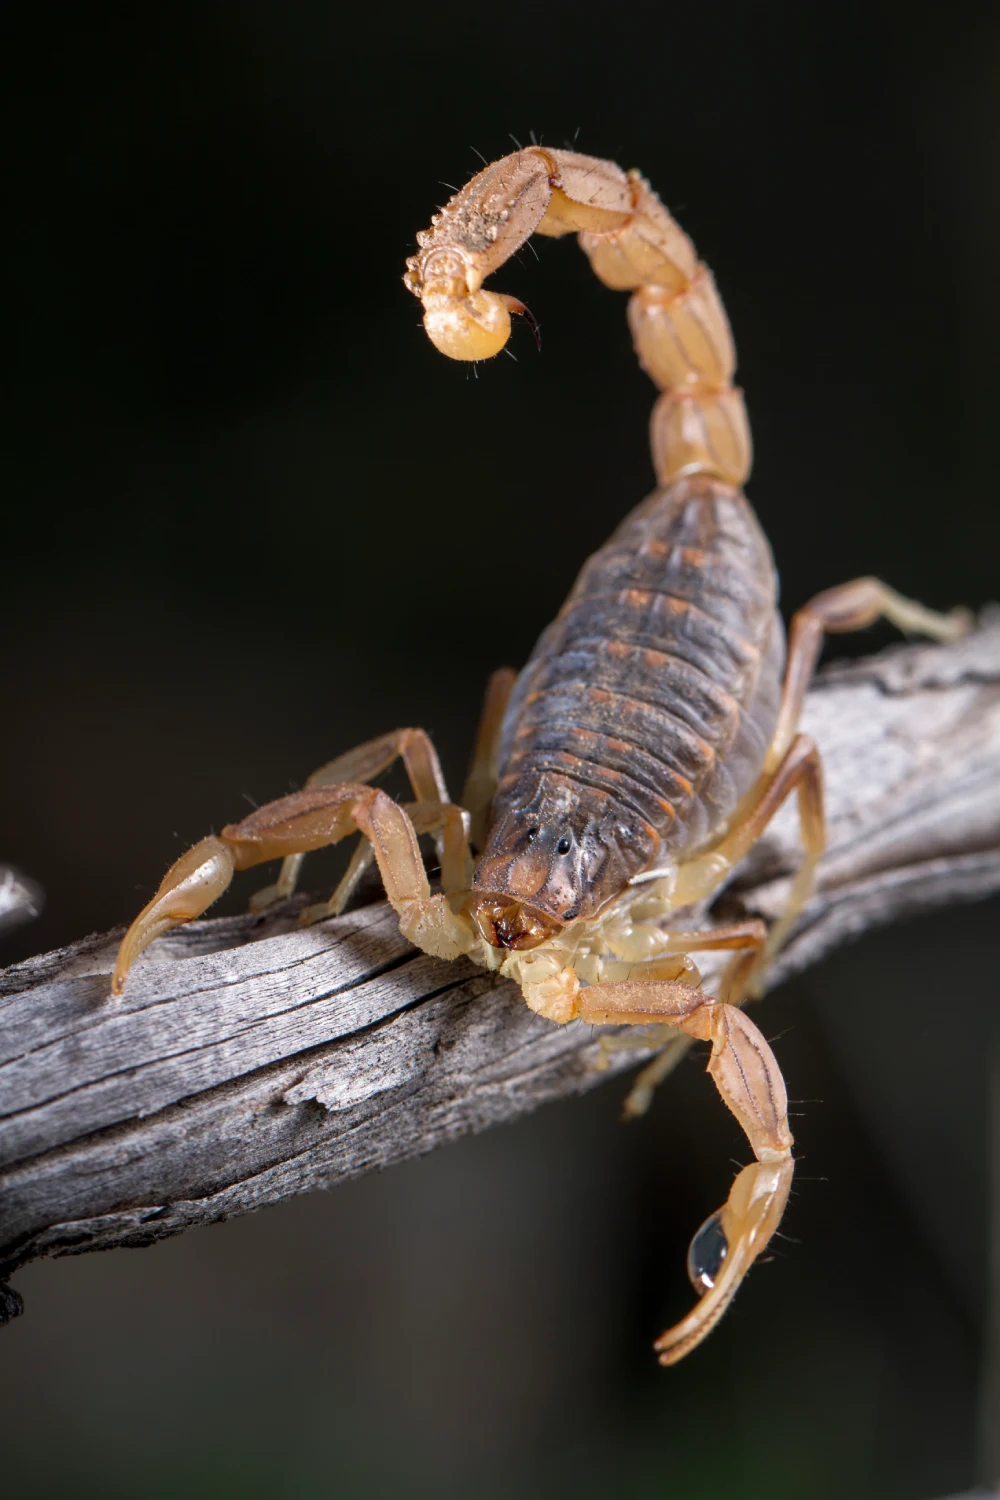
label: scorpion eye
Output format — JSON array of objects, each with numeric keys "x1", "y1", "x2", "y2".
[
  {"x1": 525, "y1": 826, "x2": 539, "y2": 843},
  {"x1": 556, "y1": 836, "x2": 572, "y2": 856},
  {"x1": 687, "y1": 1211, "x2": 728, "y2": 1295}
]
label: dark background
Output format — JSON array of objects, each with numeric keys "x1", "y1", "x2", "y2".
[{"x1": 1, "y1": 2, "x2": 998, "y2": 1495}]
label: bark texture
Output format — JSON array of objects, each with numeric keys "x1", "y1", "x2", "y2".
[{"x1": 1, "y1": 614, "x2": 998, "y2": 1316}]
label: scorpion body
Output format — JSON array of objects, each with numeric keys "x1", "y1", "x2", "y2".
[
  {"x1": 488, "y1": 475, "x2": 784, "y2": 916},
  {"x1": 112, "y1": 145, "x2": 966, "y2": 1364}
]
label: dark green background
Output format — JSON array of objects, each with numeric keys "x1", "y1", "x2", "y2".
[{"x1": 1, "y1": 3, "x2": 997, "y2": 1495}]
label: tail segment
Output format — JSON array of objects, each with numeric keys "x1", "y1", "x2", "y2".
[{"x1": 405, "y1": 147, "x2": 751, "y2": 488}]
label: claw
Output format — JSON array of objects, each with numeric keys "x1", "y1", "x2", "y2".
[
  {"x1": 622, "y1": 1080, "x2": 655, "y2": 1120},
  {"x1": 654, "y1": 1156, "x2": 794, "y2": 1365},
  {"x1": 248, "y1": 883, "x2": 287, "y2": 914},
  {"x1": 621, "y1": 1031, "x2": 691, "y2": 1119},
  {"x1": 111, "y1": 837, "x2": 235, "y2": 997},
  {"x1": 299, "y1": 901, "x2": 336, "y2": 927}
]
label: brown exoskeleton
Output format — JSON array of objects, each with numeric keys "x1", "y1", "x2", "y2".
[{"x1": 112, "y1": 146, "x2": 967, "y2": 1364}]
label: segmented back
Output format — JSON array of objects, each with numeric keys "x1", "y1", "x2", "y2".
[{"x1": 495, "y1": 474, "x2": 784, "y2": 863}]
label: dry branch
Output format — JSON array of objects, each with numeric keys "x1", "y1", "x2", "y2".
[{"x1": 1, "y1": 614, "x2": 999, "y2": 1318}]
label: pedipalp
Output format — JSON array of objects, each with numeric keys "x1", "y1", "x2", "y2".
[
  {"x1": 111, "y1": 783, "x2": 477, "y2": 996},
  {"x1": 575, "y1": 975, "x2": 794, "y2": 1364}
]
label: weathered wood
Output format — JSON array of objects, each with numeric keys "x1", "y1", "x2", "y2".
[{"x1": 1, "y1": 614, "x2": 998, "y2": 1317}]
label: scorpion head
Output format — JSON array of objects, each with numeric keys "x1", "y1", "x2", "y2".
[{"x1": 470, "y1": 773, "x2": 658, "y2": 949}]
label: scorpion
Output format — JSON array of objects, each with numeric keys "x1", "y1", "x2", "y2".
[{"x1": 111, "y1": 146, "x2": 967, "y2": 1364}]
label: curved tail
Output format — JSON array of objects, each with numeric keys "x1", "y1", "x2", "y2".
[{"x1": 404, "y1": 147, "x2": 751, "y2": 489}]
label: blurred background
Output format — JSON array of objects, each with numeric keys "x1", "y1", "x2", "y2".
[{"x1": 1, "y1": 1, "x2": 998, "y2": 1494}]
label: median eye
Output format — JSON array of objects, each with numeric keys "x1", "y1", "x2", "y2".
[
  {"x1": 525, "y1": 826, "x2": 539, "y2": 843},
  {"x1": 556, "y1": 836, "x2": 572, "y2": 856}
]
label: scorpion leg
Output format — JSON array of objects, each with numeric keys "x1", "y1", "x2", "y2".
[
  {"x1": 111, "y1": 786, "x2": 476, "y2": 995},
  {"x1": 687, "y1": 581, "x2": 968, "y2": 991},
  {"x1": 605, "y1": 919, "x2": 768, "y2": 1119},
  {"x1": 673, "y1": 733, "x2": 825, "y2": 998},
  {"x1": 575, "y1": 978, "x2": 793, "y2": 1365},
  {"x1": 768, "y1": 577, "x2": 971, "y2": 767},
  {"x1": 297, "y1": 799, "x2": 472, "y2": 927},
  {"x1": 461, "y1": 667, "x2": 517, "y2": 852},
  {"x1": 250, "y1": 727, "x2": 451, "y2": 914}
]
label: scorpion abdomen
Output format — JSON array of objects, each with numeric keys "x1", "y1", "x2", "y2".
[{"x1": 494, "y1": 476, "x2": 784, "y2": 875}]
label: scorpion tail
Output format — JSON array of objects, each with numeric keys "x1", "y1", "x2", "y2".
[{"x1": 407, "y1": 147, "x2": 751, "y2": 488}]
